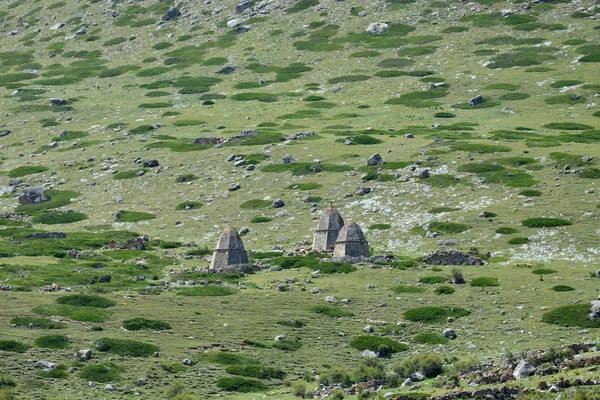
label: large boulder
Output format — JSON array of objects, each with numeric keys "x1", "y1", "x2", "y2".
[
  {"x1": 235, "y1": 1, "x2": 254, "y2": 13},
  {"x1": 366, "y1": 22, "x2": 389, "y2": 35},
  {"x1": 513, "y1": 360, "x2": 536, "y2": 379},
  {"x1": 366, "y1": 153, "x2": 383, "y2": 166},
  {"x1": 161, "y1": 7, "x2": 181, "y2": 21},
  {"x1": 468, "y1": 95, "x2": 485, "y2": 107},
  {"x1": 18, "y1": 187, "x2": 48, "y2": 205},
  {"x1": 589, "y1": 300, "x2": 600, "y2": 320}
]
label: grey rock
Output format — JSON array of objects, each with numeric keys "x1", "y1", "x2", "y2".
[
  {"x1": 275, "y1": 335, "x2": 285, "y2": 342},
  {"x1": 411, "y1": 372, "x2": 425, "y2": 382},
  {"x1": 49, "y1": 23, "x2": 65, "y2": 30},
  {"x1": 513, "y1": 360, "x2": 536, "y2": 379},
  {"x1": 143, "y1": 160, "x2": 159, "y2": 168},
  {"x1": 468, "y1": 95, "x2": 485, "y2": 107},
  {"x1": 273, "y1": 199, "x2": 285, "y2": 208},
  {"x1": 236, "y1": 1, "x2": 254, "y2": 13},
  {"x1": 226, "y1": 18, "x2": 245, "y2": 28},
  {"x1": 228, "y1": 183, "x2": 241, "y2": 191},
  {"x1": 50, "y1": 98, "x2": 67, "y2": 106},
  {"x1": 37, "y1": 360, "x2": 56, "y2": 371},
  {"x1": 325, "y1": 295, "x2": 336, "y2": 303},
  {"x1": 589, "y1": 300, "x2": 600, "y2": 320},
  {"x1": 363, "y1": 325, "x2": 374, "y2": 333},
  {"x1": 18, "y1": 187, "x2": 47, "y2": 205},
  {"x1": 442, "y1": 328, "x2": 457, "y2": 340},
  {"x1": 233, "y1": 159, "x2": 246, "y2": 167},
  {"x1": 226, "y1": 154, "x2": 236, "y2": 162},
  {"x1": 362, "y1": 350, "x2": 378, "y2": 358},
  {"x1": 401, "y1": 378, "x2": 413, "y2": 387},
  {"x1": 161, "y1": 7, "x2": 181, "y2": 21},
  {"x1": 183, "y1": 358, "x2": 194, "y2": 366},
  {"x1": 366, "y1": 153, "x2": 383, "y2": 166},
  {"x1": 136, "y1": 378, "x2": 147, "y2": 386},
  {"x1": 283, "y1": 154, "x2": 296, "y2": 164},
  {"x1": 104, "y1": 384, "x2": 114, "y2": 391},
  {"x1": 418, "y1": 169, "x2": 430, "y2": 179},
  {"x1": 78, "y1": 349, "x2": 92, "y2": 361},
  {"x1": 0, "y1": 130, "x2": 11, "y2": 137},
  {"x1": 311, "y1": 287, "x2": 321, "y2": 294},
  {"x1": 239, "y1": 226, "x2": 249, "y2": 235},
  {"x1": 366, "y1": 22, "x2": 388, "y2": 35}
]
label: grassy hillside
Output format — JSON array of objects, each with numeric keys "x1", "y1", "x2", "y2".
[{"x1": 0, "y1": 0, "x2": 599, "y2": 398}]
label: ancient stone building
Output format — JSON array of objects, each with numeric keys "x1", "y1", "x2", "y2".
[
  {"x1": 313, "y1": 205, "x2": 345, "y2": 253},
  {"x1": 333, "y1": 222, "x2": 370, "y2": 258},
  {"x1": 210, "y1": 226, "x2": 249, "y2": 270}
]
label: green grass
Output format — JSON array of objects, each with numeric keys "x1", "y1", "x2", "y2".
[
  {"x1": 392, "y1": 285, "x2": 425, "y2": 294},
  {"x1": 262, "y1": 162, "x2": 352, "y2": 176},
  {"x1": 328, "y1": 75, "x2": 371, "y2": 84},
  {"x1": 428, "y1": 207, "x2": 459, "y2": 214},
  {"x1": 113, "y1": 169, "x2": 147, "y2": 179},
  {"x1": 519, "y1": 190, "x2": 542, "y2": 197},
  {"x1": 532, "y1": 268, "x2": 557, "y2": 275},
  {"x1": 508, "y1": 237, "x2": 529, "y2": 245},
  {"x1": 496, "y1": 227, "x2": 520, "y2": 234},
  {"x1": 177, "y1": 286, "x2": 236, "y2": 296},
  {"x1": 176, "y1": 201, "x2": 203, "y2": 210},
  {"x1": 434, "y1": 285, "x2": 455, "y2": 295},
  {"x1": 240, "y1": 199, "x2": 272, "y2": 209},
  {"x1": 286, "y1": 183, "x2": 322, "y2": 190},
  {"x1": 349, "y1": 336, "x2": 408, "y2": 353},
  {"x1": 542, "y1": 304, "x2": 600, "y2": 328},
  {"x1": 216, "y1": 377, "x2": 268, "y2": 392},
  {"x1": 428, "y1": 222, "x2": 469, "y2": 234},
  {"x1": 10, "y1": 317, "x2": 67, "y2": 329},
  {"x1": 368, "y1": 223, "x2": 391, "y2": 230},
  {"x1": 95, "y1": 338, "x2": 158, "y2": 357},
  {"x1": 272, "y1": 339, "x2": 303, "y2": 351},
  {"x1": 470, "y1": 277, "x2": 500, "y2": 287},
  {"x1": 114, "y1": 211, "x2": 156, "y2": 222},
  {"x1": 551, "y1": 285, "x2": 575, "y2": 292},
  {"x1": 413, "y1": 332, "x2": 449, "y2": 345},
  {"x1": 549, "y1": 80, "x2": 585, "y2": 88},
  {"x1": 545, "y1": 95, "x2": 586, "y2": 105},
  {"x1": 543, "y1": 122, "x2": 593, "y2": 130},
  {"x1": 123, "y1": 317, "x2": 171, "y2": 331},
  {"x1": 32, "y1": 211, "x2": 88, "y2": 225},
  {"x1": 225, "y1": 363, "x2": 285, "y2": 379},
  {"x1": 79, "y1": 362, "x2": 123, "y2": 382},
  {"x1": 0, "y1": 340, "x2": 30, "y2": 353},
  {"x1": 56, "y1": 294, "x2": 116, "y2": 308},
  {"x1": 419, "y1": 276, "x2": 448, "y2": 284},
  {"x1": 198, "y1": 352, "x2": 260, "y2": 366},
  {"x1": 15, "y1": 189, "x2": 79, "y2": 215},
  {"x1": 34, "y1": 334, "x2": 68, "y2": 349},
  {"x1": 404, "y1": 306, "x2": 470, "y2": 323},
  {"x1": 451, "y1": 143, "x2": 511, "y2": 154},
  {"x1": 173, "y1": 119, "x2": 206, "y2": 127},
  {"x1": 311, "y1": 305, "x2": 353, "y2": 317},
  {"x1": 8, "y1": 165, "x2": 48, "y2": 177},
  {"x1": 522, "y1": 218, "x2": 573, "y2": 228}
]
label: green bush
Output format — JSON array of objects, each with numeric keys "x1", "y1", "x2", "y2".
[
  {"x1": 349, "y1": 336, "x2": 408, "y2": 353},
  {"x1": 173, "y1": 120, "x2": 206, "y2": 127},
  {"x1": 549, "y1": 80, "x2": 585, "y2": 89},
  {"x1": 198, "y1": 352, "x2": 259, "y2": 365},
  {"x1": 451, "y1": 143, "x2": 511, "y2": 153},
  {"x1": 177, "y1": 286, "x2": 236, "y2": 296},
  {"x1": 508, "y1": 237, "x2": 529, "y2": 245},
  {"x1": 396, "y1": 354, "x2": 443, "y2": 378},
  {"x1": 542, "y1": 304, "x2": 600, "y2": 328},
  {"x1": 0, "y1": 375, "x2": 16, "y2": 388},
  {"x1": 543, "y1": 122, "x2": 593, "y2": 130},
  {"x1": 392, "y1": 285, "x2": 425, "y2": 294},
  {"x1": 519, "y1": 190, "x2": 541, "y2": 197},
  {"x1": 495, "y1": 227, "x2": 519, "y2": 234},
  {"x1": 532, "y1": 268, "x2": 557, "y2": 275},
  {"x1": 216, "y1": 377, "x2": 268, "y2": 392},
  {"x1": 15, "y1": 190, "x2": 79, "y2": 215},
  {"x1": 286, "y1": 182, "x2": 322, "y2": 190},
  {"x1": 404, "y1": 306, "x2": 470, "y2": 323},
  {"x1": 580, "y1": 169, "x2": 600, "y2": 179},
  {"x1": 113, "y1": 169, "x2": 147, "y2": 179},
  {"x1": 419, "y1": 276, "x2": 447, "y2": 284},
  {"x1": 33, "y1": 304, "x2": 109, "y2": 323},
  {"x1": 311, "y1": 305, "x2": 353, "y2": 317},
  {"x1": 328, "y1": 75, "x2": 371, "y2": 84},
  {"x1": 34, "y1": 334, "x2": 68, "y2": 349},
  {"x1": 434, "y1": 285, "x2": 455, "y2": 295},
  {"x1": 130, "y1": 125, "x2": 155, "y2": 134},
  {"x1": 273, "y1": 339, "x2": 303, "y2": 351},
  {"x1": 10, "y1": 317, "x2": 67, "y2": 329},
  {"x1": 8, "y1": 165, "x2": 48, "y2": 177},
  {"x1": 95, "y1": 338, "x2": 158, "y2": 357},
  {"x1": 56, "y1": 294, "x2": 116, "y2": 308},
  {"x1": 225, "y1": 364, "x2": 286, "y2": 379},
  {"x1": 251, "y1": 217, "x2": 272, "y2": 223},
  {"x1": 470, "y1": 277, "x2": 499, "y2": 287},
  {"x1": 368, "y1": 223, "x2": 391, "y2": 230},
  {"x1": 32, "y1": 211, "x2": 88, "y2": 225},
  {"x1": 176, "y1": 201, "x2": 203, "y2": 210},
  {"x1": 551, "y1": 285, "x2": 575, "y2": 292},
  {"x1": 240, "y1": 199, "x2": 272, "y2": 209},
  {"x1": 0, "y1": 340, "x2": 30, "y2": 353},
  {"x1": 428, "y1": 222, "x2": 469, "y2": 234},
  {"x1": 428, "y1": 207, "x2": 459, "y2": 214},
  {"x1": 123, "y1": 317, "x2": 171, "y2": 331},
  {"x1": 522, "y1": 218, "x2": 573, "y2": 228},
  {"x1": 413, "y1": 332, "x2": 449, "y2": 345},
  {"x1": 434, "y1": 112, "x2": 455, "y2": 118},
  {"x1": 545, "y1": 95, "x2": 586, "y2": 105},
  {"x1": 114, "y1": 211, "x2": 155, "y2": 222},
  {"x1": 79, "y1": 362, "x2": 123, "y2": 382}
]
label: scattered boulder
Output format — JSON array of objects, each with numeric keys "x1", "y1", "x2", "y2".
[
  {"x1": 143, "y1": 160, "x2": 159, "y2": 168},
  {"x1": 442, "y1": 329, "x2": 457, "y2": 340},
  {"x1": 0, "y1": 130, "x2": 10, "y2": 137},
  {"x1": 366, "y1": 153, "x2": 383, "y2": 166},
  {"x1": 418, "y1": 169, "x2": 430, "y2": 179},
  {"x1": 228, "y1": 183, "x2": 241, "y2": 191},
  {"x1": 37, "y1": 360, "x2": 56, "y2": 371},
  {"x1": 468, "y1": 95, "x2": 485, "y2": 107},
  {"x1": 235, "y1": 1, "x2": 254, "y2": 13},
  {"x1": 273, "y1": 199, "x2": 285, "y2": 208},
  {"x1": 18, "y1": 187, "x2": 48, "y2": 205},
  {"x1": 423, "y1": 250, "x2": 486, "y2": 266},
  {"x1": 589, "y1": 300, "x2": 600, "y2": 320},
  {"x1": 363, "y1": 325, "x2": 374, "y2": 333},
  {"x1": 362, "y1": 350, "x2": 378, "y2": 358},
  {"x1": 275, "y1": 335, "x2": 285, "y2": 342},
  {"x1": 366, "y1": 22, "x2": 389, "y2": 35},
  {"x1": 283, "y1": 154, "x2": 296, "y2": 164},
  {"x1": 78, "y1": 350, "x2": 92, "y2": 361},
  {"x1": 226, "y1": 18, "x2": 245, "y2": 28},
  {"x1": 49, "y1": 23, "x2": 65, "y2": 30},
  {"x1": 49, "y1": 98, "x2": 67, "y2": 106},
  {"x1": 411, "y1": 372, "x2": 425, "y2": 382},
  {"x1": 513, "y1": 360, "x2": 536, "y2": 380},
  {"x1": 161, "y1": 7, "x2": 181, "y2": 21},
  {"x1": 325, "y1": 295, "x2": 337, "y2": 303}
]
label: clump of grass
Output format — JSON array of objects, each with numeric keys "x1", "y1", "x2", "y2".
[
  {"x1": 545, "y1": 95, "x2": 586, "y2": 105},
  {"x1": 173, "y1": 120, "x2": 206, "y2": 127},
  {"x1": 580, "y1": 169, "x2": 600, "y2": 179},
  {"x1": 273, "y1": 339, "x2": 303, "y2": 351},
  {"x1": 392, "y1": 285, "x2": 425, "y2": 294},
  {"x1": 519, "y1": 190, "x2": 541, "y2": 197},
  {"x1": 33, "y1": 304, "x2": 110, "y2": 323},
  {"x1": 368, "y1": 223, "x2": 391, "y2": 230},
  {"x1": 15, "y1": 189, "x2": 79, "y2": 215},
  {"x1": 396, "y1": 354, "x2": 443, "y2": 379},
  {"x1": 262, "y1": 162, "x2": 352, "y2": 176},
  {"x1": 34, "y1": 334, "x2": 68, "y2": 349},
  {"x1": 385, "y1": 90, "x2": 448, "y2": 108},
  {"x1": 522, "y1": 218, "x2": 573, "y2": 228},
  {"x1": 549, "y1": 80, "x2": 585, "y2": 88},
  {"x1": 177, "y1": 286, "x2": 236, "y2": 296},
  {"x1": 123, "y1": 317, "x2": 171, "y2": 331},
  {"x1": 349, "y1": 336, "x2": 408, "y2": 353},
  {"x1": 0, "y1": 340, "x2": 30, "y2": 353},
  {"x1": 176, "y1": 174, "x2": 198, "y2": 183},
  {"x1": 95, "y1": 338, "x2": 158, "y2": 357},
  {"x1": 240, "y1": 199, "x2": 272, "y2": 209},
  {"x1": 328, "y1": 75, "x2": 371, "y2": 84},
  {"x1": 532, "y1": 268, "x2": 557, "y2": 275},
  {"x1": 434, "y1": 112, "x2": 455, "y2": 118},
  {"x1": 225, "y1": 364, "x2": 286, "y2": 379},
  {"x1": 470, "y1": 277, "x2": 499, "y2": 287},
  {"x1": 551, "y1": 285, "x2": 575, "y2": 292},
  {"x1": 543, "y1": 122, "x2": 593, "y2": 130},
  {"x1": 216, "y1": 377, "x2": 268, "y2": 392},
  {"x1": 428, "y1": 207, "x2": 460, "y2": 214},
  {"x1": 542, "y1": 304, "x2": 600, "y2": 328},
  {"x1": 251, "y1": 217, "x2": 272, "y2": 223},
  {"x1": 8, "y1": 165, "x2": 48, "y2": 177},
  {"x1": 32, "y1": 211, "x2": 88, "y2": 225},
  {"x1": 311, "y1": 305, "x2": 353, "y2": 317},
  {"x1": 286, "y1": 183, "x2": 322, "y2": 190},
  {"x1": 508, "y1": 237, "x2": 529, "y2": 245},
  {"x1": 404, "y1": 306, "x2": 470, "y2": 323},
  {"x1": 496, "y1": 227, "x2": 519, "y2": 234},
  {"x1": 176, "y1": 201, "x2": 203, "y2": 210},
  {"x1": 79, "y1": 362, "x2": 124, "y2": 382},
  {"x1": 435, "y1": 285, "x2": 455, "y2": 295},
  {"x1": 413, "y1": 332, "x2": 449, "y2": 345},
  {"x1": 499, "y1": 92, "x2": 530, "y2": 100},
  {"x1": 198, "y1": 352, "x2": 259, "y2": 365},
  {"x1": 428, "y1": 222, "x2": 469, "y2": 234},
  {"x1": 230, "y1": 92, "x2": 278, "y2": 102},
  {"x1": 10, "y1": 317, "x2": 67, "y2": 329},
  {"x1": 113, "y1": 169, "x2": 147, "y2": 180},
  {"x1": 419, "y1": 276, "x2": 447, "y2": 284},
  {"x1": 114, "y1": 210, "x2": 155, "y2": 222},
  {"x1": 277, "y1": 319, "x2": 305, "y2": 328},
  {"x1": 56, "y1": 294, "x2": 116, "y2": 308}
]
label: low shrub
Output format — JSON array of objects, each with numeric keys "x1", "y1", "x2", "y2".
[
  {"x1": 428, "y1": 222, "x2": 469, "y2": 234},
  {"x1": 368, "y1": 223, "x2": 391, "y2": 230},
  {"x1": 434, "y1": 285, "x2": 455, "y2": 295},
  {"x1": 286, "y1": 183, "x2": 322, "y2": 190},
  {"x1": 519, "y1": 190, "x2": 541, "y2": 197},
  {"x1": 404, "y1": 306, "x2": 470, "y2": 323},
  {"x1": 396, "y1": 354, "x2": 443, "y2": 378},
  {"x1": 451, "y1": 143, "x2": 511, "y2": 154},
  {"x1": 311, "y1": 305, "x2": 353, "y2": 317},
  {"x1": 428, "y1": 207, "x2": 459, "y2": 214},
  {"x1": 123, "y1": 317, "x2": 171, "y2": 331},
  {"x1": 0, "y1": 340, "x2": 30, "y2": 353},
  {"x1": 240, "y1": 199, "x2": 272, "y2": 209},
  {"x1": 56, "y1": 294, "x2": 115, "y2": 308},
  {"x1": 542, "y1": 304, "x2": 600, "y2": 328},
  {"x1": 419, "y1": 276, "x2": 447, "y2": 284},
  {"x1": 434, "y1": 112, "x2": 455, "y2": 118},
  {"x1": 8, "y1": 165, "x2": 49, "y2": 177},
  {"x1": 413, "y1": 332, "x2": 449, "y2": 345},
  {"x1": 34, "y1": 334, "x2": 68, "y2": 349},
  {"x1": 176, "y1": 201, "x2": 203, "y2": 210},
  {"x1": 114, "y1": 210, "x2": 155, "y2": 222},
  {"x1": 177, "y1": 286, "x2": 236, "y2": 296},
  {"x1": 198, "y1": 352, "x2": 259, "y2": 365},
  {"x1": 392, "y1": 285, "x2": 425, "y2": 294},
  {"x1": 251, "y1": 217, "x2": 272, "y2": 223},
  {"x1": 95, "y1": 338, "x2": 158, "y2": 357},
  {"x1": 273, "y1": 339, "x2": 303, "y2": 351},
  {"x1": 216, "y1": 377, "x2": 268, "y2": 392},
  {"x1": 508, "y1": 237, "x2": 529, "y2": 245},
  {"x1": 225, "y1": 364, "x2": 286, "y2": 379},
  {"x1": 33, "y1": 304, "x2": 109, "y2": 323},
  {"x1": 470, "y1": 277, "x2": 499, "y2": 287},
  {"x1": 113, "y1": 169, "x2": 147, "y2": 179},
  {"x1": 0, "y1": 375, "x2": 16, "y2": 388},
  {"x1": 10, "y1": 317, "x2": 67, "y2": 329},
  {"x1": 551, "y1": 285, "x2": 575, "y2": 292},
  {"x1": 349, "y1": 336, "x2": 408, "y2": 354},
  {"x1": 532, "y1": 268, "x2": 557, "y2": 275},
  {"x1": 543, "y1": 122, "x2": 593, "y2": 130},
  {"x1": 32, "y1": 211, "x2": 88, "y2": 225},
  {"x1": 522, "y1": 218, "x2": 573, "y2": 228},
  {"x1": 79, "y1": 362, "x2": 123, "y2": 382}
]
